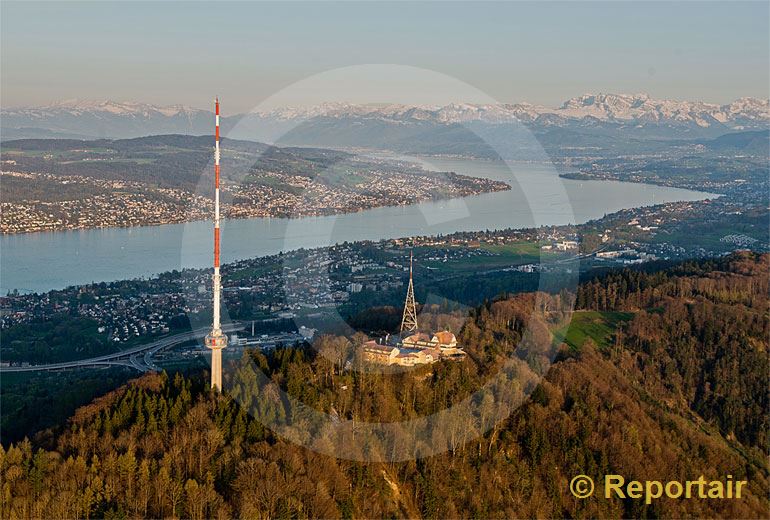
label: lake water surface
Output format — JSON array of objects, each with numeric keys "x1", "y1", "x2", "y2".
[{"x1": 1, "y1": 157, "x2": 716, "y2": 293}]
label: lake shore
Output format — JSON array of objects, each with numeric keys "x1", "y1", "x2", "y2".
[{"x1": 1, "y1": 158, "x2": 716, "y2": 293}]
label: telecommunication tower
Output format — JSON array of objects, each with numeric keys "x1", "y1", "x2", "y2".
[
  {"x1": 205, "y1": 98, "x2": 227, "y2": 391},
  {"x1": 400, "y1": 251, "x2": 419, "y2": 333}
]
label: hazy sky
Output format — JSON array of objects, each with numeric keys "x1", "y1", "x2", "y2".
[{"x1": 2, "y1": 2, "x2": 768, "y2": 112}]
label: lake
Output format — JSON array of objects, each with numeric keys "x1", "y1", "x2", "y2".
[{"x1": 1, "y1": 157, "x2": 716, "y2": 293}]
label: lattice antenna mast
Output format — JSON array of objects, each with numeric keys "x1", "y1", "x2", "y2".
[
  {"x1": 205, "y1": 97, "x2": 228, "y2": 392},
  {"x1": 400, "y1": 250, "x2": 419, "y2": 333}
]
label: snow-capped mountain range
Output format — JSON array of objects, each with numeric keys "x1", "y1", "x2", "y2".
[
  {"x1": 19, "y1": 99, "x2": 201, "y2": 118},
  {"x1": 2, "y1": 93, "x2": 768, "y2": 141},
  {"x1": 1, "y1": 100, "x2": 213, "y2": 140},
  {"x1": 256, "y1": 93, "x2": 769, "y2": 128}
]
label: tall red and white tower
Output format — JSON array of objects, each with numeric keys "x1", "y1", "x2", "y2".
[{"x1": 205, "y1": 97, "x2": 227, "y2": 391}]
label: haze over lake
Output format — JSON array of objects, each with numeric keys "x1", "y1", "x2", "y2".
[{"x1": 1, "y1": 157, "x2": 716, "y2": 293}]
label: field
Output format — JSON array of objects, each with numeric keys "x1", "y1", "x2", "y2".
[
  {"x1": 228, "y1": 263, "x2": 278, "y2": 281},
  {"x1": 651, "y1": 220, "x2": 768, "y2": 249},
  {"x1": 556, "y1": 310, "x2": 634, "y2": 350},
  {"x1": 481, "y1": 242, "x2": 544, "y2": 257},
  {"x1": 421, "y1": 241, "x2": 555, "y2": 273}
]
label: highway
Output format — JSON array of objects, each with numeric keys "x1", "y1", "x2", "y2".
[{"x1": 0, "y1": 322, "x2": 247, "y2": 373}]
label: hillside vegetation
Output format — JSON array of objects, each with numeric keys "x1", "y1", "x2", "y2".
[{"x1": 1, "y1": 253, "x2": 767, "y2": 518}]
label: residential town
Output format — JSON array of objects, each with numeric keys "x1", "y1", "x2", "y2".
[
  {"x1": 3, "y1": 191, "x2": 766, "y2": 365},
  {"x1": 1, "y1": 171, "x2": 211, "y2": 234},
  {"x1": 1, "y1": 162, "x2": 508, "y2": 234},
  {"x1": 228, "y1": 166, "x2": 508, "y2": 218}
]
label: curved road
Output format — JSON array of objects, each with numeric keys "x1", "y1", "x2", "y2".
[{"x1": 0, "y1": 322, "x2": 246, "y2": 373}]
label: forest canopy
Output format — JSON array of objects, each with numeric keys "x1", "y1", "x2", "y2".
[{"x1": 1, "y1": 252, "x2": 768, "y2": 519}]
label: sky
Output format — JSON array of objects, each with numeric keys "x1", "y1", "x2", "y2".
[{"x1": 2, "y1": 1, "x2": 768, "y2": 113}]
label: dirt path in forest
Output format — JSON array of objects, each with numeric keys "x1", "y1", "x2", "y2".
[{"x1": 382, "y1": 469, "x2": 421, "y2": 519}]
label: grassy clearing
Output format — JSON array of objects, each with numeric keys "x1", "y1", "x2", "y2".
[
  {"x1": 422, "y1": 241, "x2": 557, "y2": 273},
  {"x1": 555, "y1": 310, "x2": 634, "y2": 351},
  {"x1": 480, "y1": 241, "x2": 545, "y2": 257},
  {"x1": 653, "y1": 225, "x2": 767, "y2": 248},
  {"x1": 229, "y1": 264, "x2": 278, "y2": 281}
]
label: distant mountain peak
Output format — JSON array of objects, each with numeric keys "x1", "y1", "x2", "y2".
[
  {"x1": 561, "y1": 92, "x2": 651, "y2": 107},
  {"x1": 551, "y1": 93, "x2": 769, "y2": 126}
]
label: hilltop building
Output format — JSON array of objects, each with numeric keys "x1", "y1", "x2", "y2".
[
  {"x1": 361, "y1": 251, "x2": 465, "y2": 367},
  {"x1": 362, "y1": 341, "x2": 438, "y2": 367}
]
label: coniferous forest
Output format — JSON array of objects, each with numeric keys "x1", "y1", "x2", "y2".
[{"x1": 1, "y1": 252, "x2": 768, "y2": 518}]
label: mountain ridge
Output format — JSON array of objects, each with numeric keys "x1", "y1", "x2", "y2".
[{"x1": 3, "y1": 94, "x2": 768, "y2": 145}]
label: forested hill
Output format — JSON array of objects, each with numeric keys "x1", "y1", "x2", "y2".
[{"x1": 1, "y1": 253, "x2": 768, "y2": 518}]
